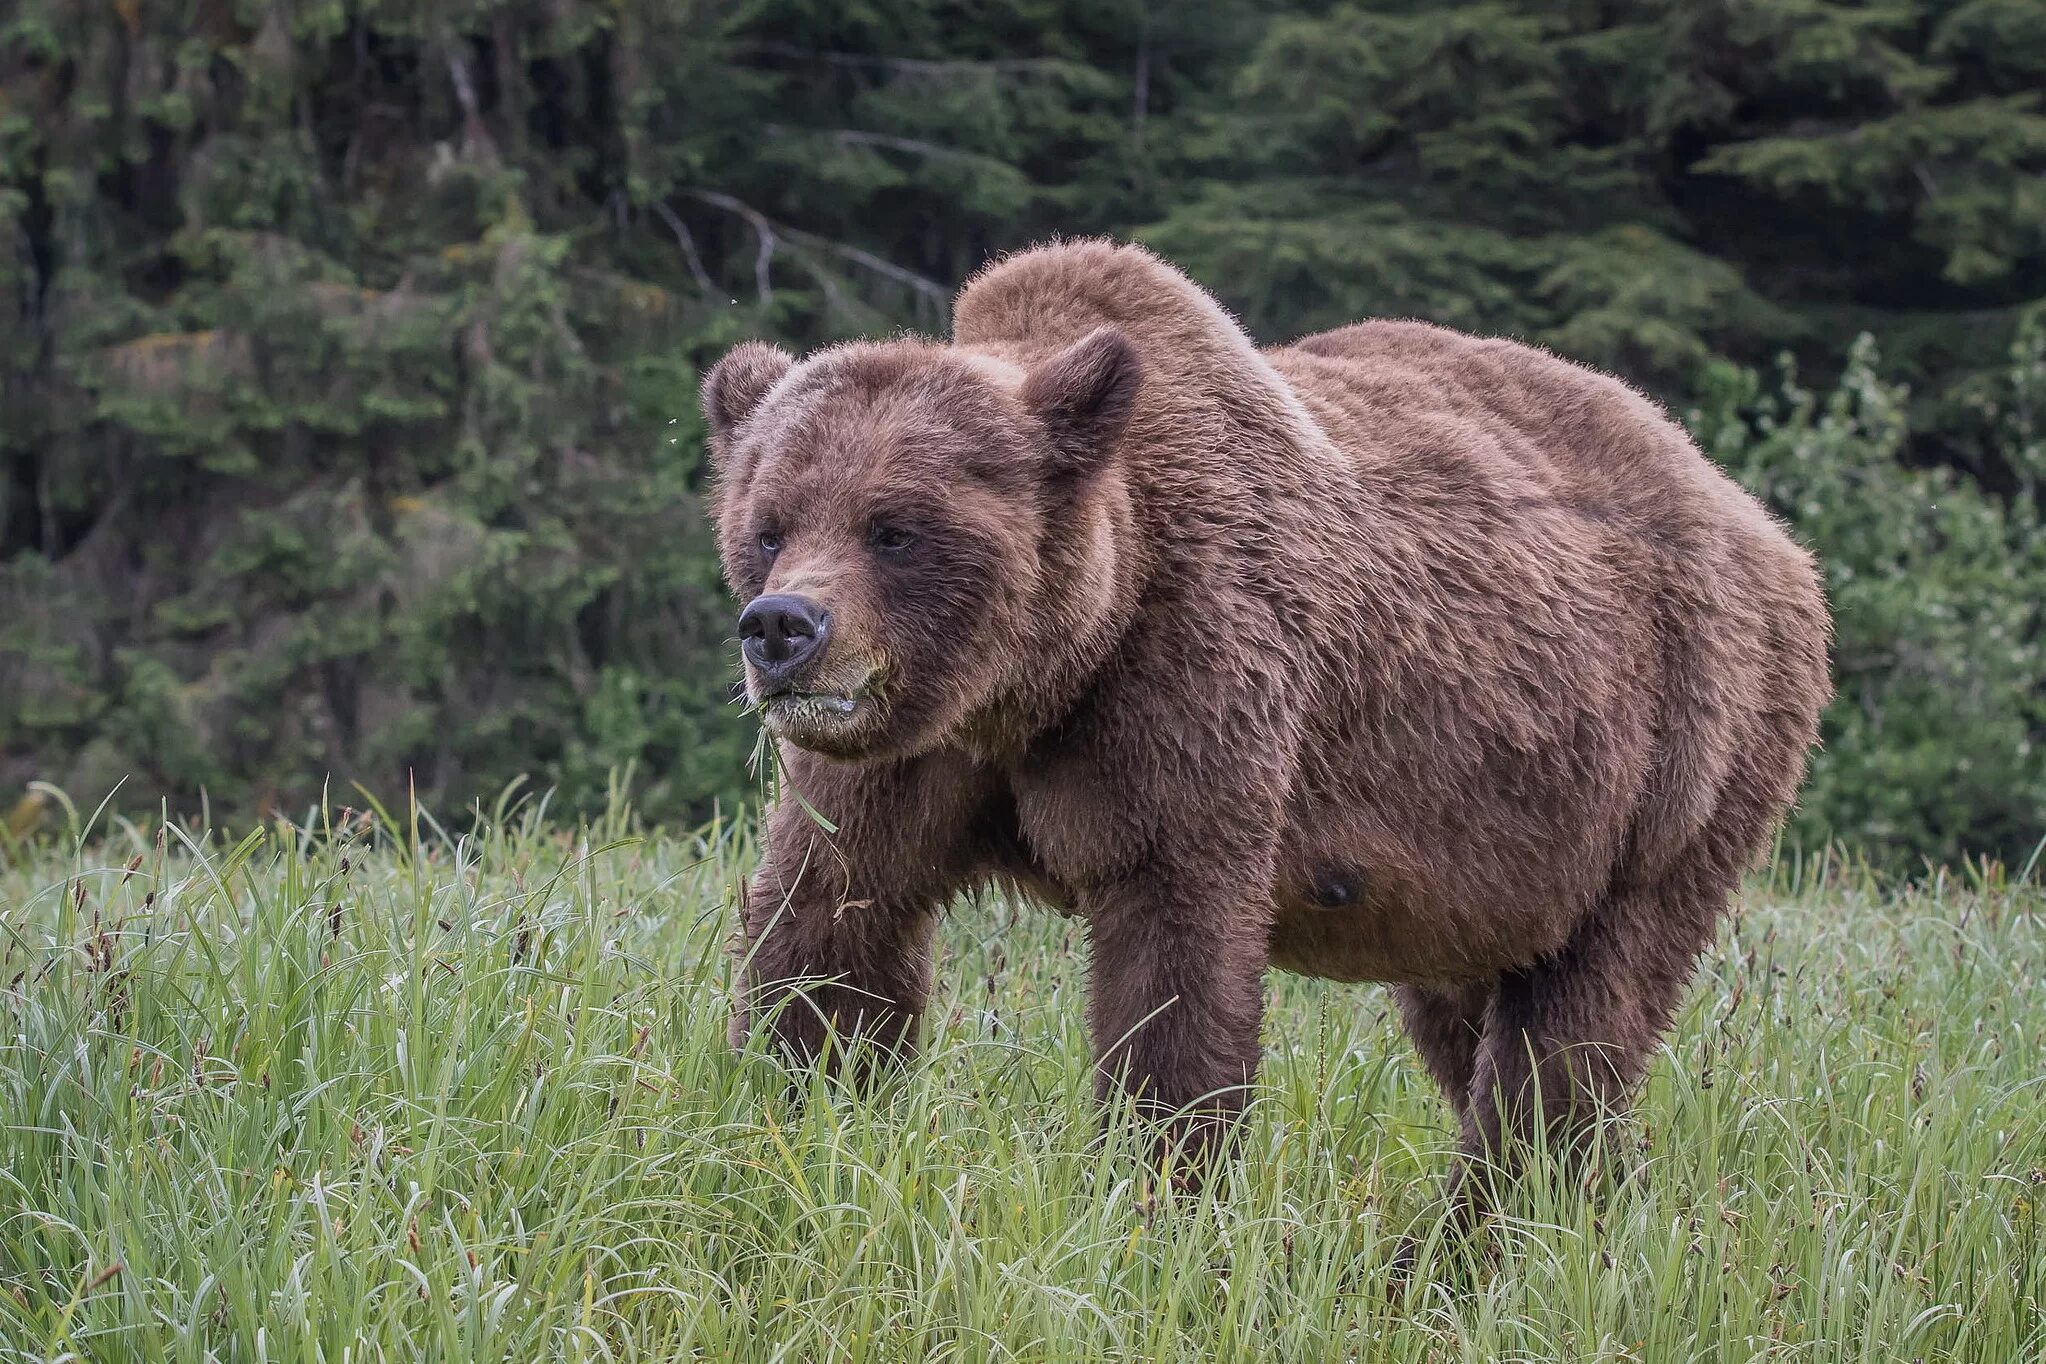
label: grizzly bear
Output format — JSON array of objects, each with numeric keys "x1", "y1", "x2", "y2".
[{"x1": 702, "y1": 239, "x2": 1831, "y2": 1199}]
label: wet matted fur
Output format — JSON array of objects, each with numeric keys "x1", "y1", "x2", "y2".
[{"x1": 702, "y1": 239, "x2": 1831, "y2": 1196}]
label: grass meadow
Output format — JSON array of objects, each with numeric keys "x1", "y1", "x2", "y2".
[{"x1": 0, "y1": 786, "x2": 2041, "y2": 1361}]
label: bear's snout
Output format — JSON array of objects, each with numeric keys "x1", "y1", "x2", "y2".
[{"x1": 739, "y1": 593, "x2": 831, "y2": 685}]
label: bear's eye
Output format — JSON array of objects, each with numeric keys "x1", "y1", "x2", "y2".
[
  {"x1": 869, "y1": 524, "x2": 917, "y2": 555},
  {"x1": 757, "y1": 530, "x2": 782, "y2": 559}
]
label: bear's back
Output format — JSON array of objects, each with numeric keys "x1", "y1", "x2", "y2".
[
  {"x1": 1270, "y1": 319, "x2": 1778, "y2": 557},
  {"x1": 1267, "y1": 317, "x2": 1830, "y2": 891}
]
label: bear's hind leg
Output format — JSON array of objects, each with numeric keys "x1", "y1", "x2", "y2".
[
  {"x1": 1394, "y1": 982, "x2": 1492, "y2": 1116},
  {"x1": 1455, "y1": 870, "x2": 1723, "y2": 1205}
]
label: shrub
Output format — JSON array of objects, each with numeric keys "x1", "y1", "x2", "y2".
[{"x1": 1691, "y1": 322, "x2": 2046, "y2": 870}]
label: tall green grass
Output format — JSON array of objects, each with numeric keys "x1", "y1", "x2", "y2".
[{"x1": 1, "y1": 789, "x2": 2041, "y2": 1361}]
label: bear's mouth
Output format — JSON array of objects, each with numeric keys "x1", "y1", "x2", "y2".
[
  {"x1": 756, "y1": 668, "x2": 883, "y2": 745},
  {"x1": 764, "y1": 691, "x2": 866, "y2": 723}
]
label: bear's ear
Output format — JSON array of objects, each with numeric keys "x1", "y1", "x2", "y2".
[
  {"x1": 1020, "y1": 328, "x2": 1141, "y2": 478},
  {"x1": 702, "y1": 341, "x2": 794, "y2": 446}
]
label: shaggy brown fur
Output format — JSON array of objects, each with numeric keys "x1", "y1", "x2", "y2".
[{"x1": 703, "y1": 239, "x2": 1831, "y2": 1195}]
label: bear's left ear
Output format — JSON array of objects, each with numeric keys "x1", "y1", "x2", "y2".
[
  {"x1": 702, "y1": 341, "x2": 795, "y2": 448},
  {"x1": 1021, "y1": 327, "x2": 1142, "y2": 479}
]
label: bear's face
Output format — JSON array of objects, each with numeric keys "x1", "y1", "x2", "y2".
[{"x1": 702, "y1": 330, "x2": 1139, "y2": 761}]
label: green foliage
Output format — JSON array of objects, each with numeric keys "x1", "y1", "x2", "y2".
[
  {"x1": 1694, "y1": 320, "x2": 2046, "y2": 870},
  {"x1": 0, "y1": 812, "x2": 2040, "y2": 1357},
  {"x1": 2, "y1": 0, "x2": 2043, "y2": 861},
  {"x1": 1148, "y1": 0, "x2": 2046, "y2": 398}
]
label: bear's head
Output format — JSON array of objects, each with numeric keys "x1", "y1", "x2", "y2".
[{"x1": 702, "y1": 328, "x2": 1141, "y2": 760}]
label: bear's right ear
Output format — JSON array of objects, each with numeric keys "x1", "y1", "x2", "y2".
[
  {"x1": 702, "y1": 341, "x2": 794, "y2": 447},
  {"x1": 1021, "y1": 327, "x2": 1142, "y2": 480}
]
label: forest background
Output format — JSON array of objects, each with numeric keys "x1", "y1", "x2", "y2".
[{"x1": 4, "y1": 0, "x2": 2045, "y2": 870}]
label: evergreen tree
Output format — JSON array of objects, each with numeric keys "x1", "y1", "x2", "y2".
[{"x1": 2, "y1": 0, "x2": 2042, "y2": 861}]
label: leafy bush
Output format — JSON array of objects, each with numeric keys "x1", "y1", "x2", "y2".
[{"x1": 1692, "y1": 321, "x2": 2046, "y2": 870}]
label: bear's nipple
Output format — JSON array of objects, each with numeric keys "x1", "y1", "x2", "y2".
[{"x1": 1312, "y1": 868, "x2": 1361, "y2": 910}]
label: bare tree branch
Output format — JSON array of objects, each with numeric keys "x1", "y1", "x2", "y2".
[
  {"x1": 827, "y1": 130, "x2": 998, "y2": 165},
  {"x1": 783, "y1": 228, "x2": 949, "y2": 312},
  {"x1": 683, "y1": 188, "x2": 778, "y2": 304},
  {"x1": 439, "y1": 38, "x2": 499, "y2": 163},
  {"x1": 781, "y1": 251, "x2": 861, "y2": 325},
  {"x1": 678, "y1": 190, "x2": 951, "y2": 321},
  {"x1": 738, "y1": 44, "x2": 1073, "y2": 78},
  {"x1": 761, "y1": 123, "x2": 1012, "y2": 170},
  {"x1": 649, "y1": 199, "x2": 717, "y2": 295}
]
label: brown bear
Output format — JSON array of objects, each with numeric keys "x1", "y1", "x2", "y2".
[{"x1": 702, "y1": 239, "x2": 1831, "y2": 1199}]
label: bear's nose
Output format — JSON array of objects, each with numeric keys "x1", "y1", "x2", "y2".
[{"x1": 738, "y1": 593, "x2": 829, "y2": 680}]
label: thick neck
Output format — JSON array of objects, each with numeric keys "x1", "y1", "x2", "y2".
[{"x1": 959, "y1": 466, "x2": 1146, "y2": 761}]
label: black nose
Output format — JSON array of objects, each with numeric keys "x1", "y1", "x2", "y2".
[{"x1": 738, "y1": 593, "x2": 829, "y2": 678}]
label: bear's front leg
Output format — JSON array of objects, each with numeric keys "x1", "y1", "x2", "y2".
[
  {"x1": 732, "y1": 760, "x2": 977, "y2": 1079},
  {"x1": 734, "y1": 859, "x2": 939, "y2": 1077},
  {"x1": 1082, "y1": 855, "x2": 1273, "y2": 1165}
]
